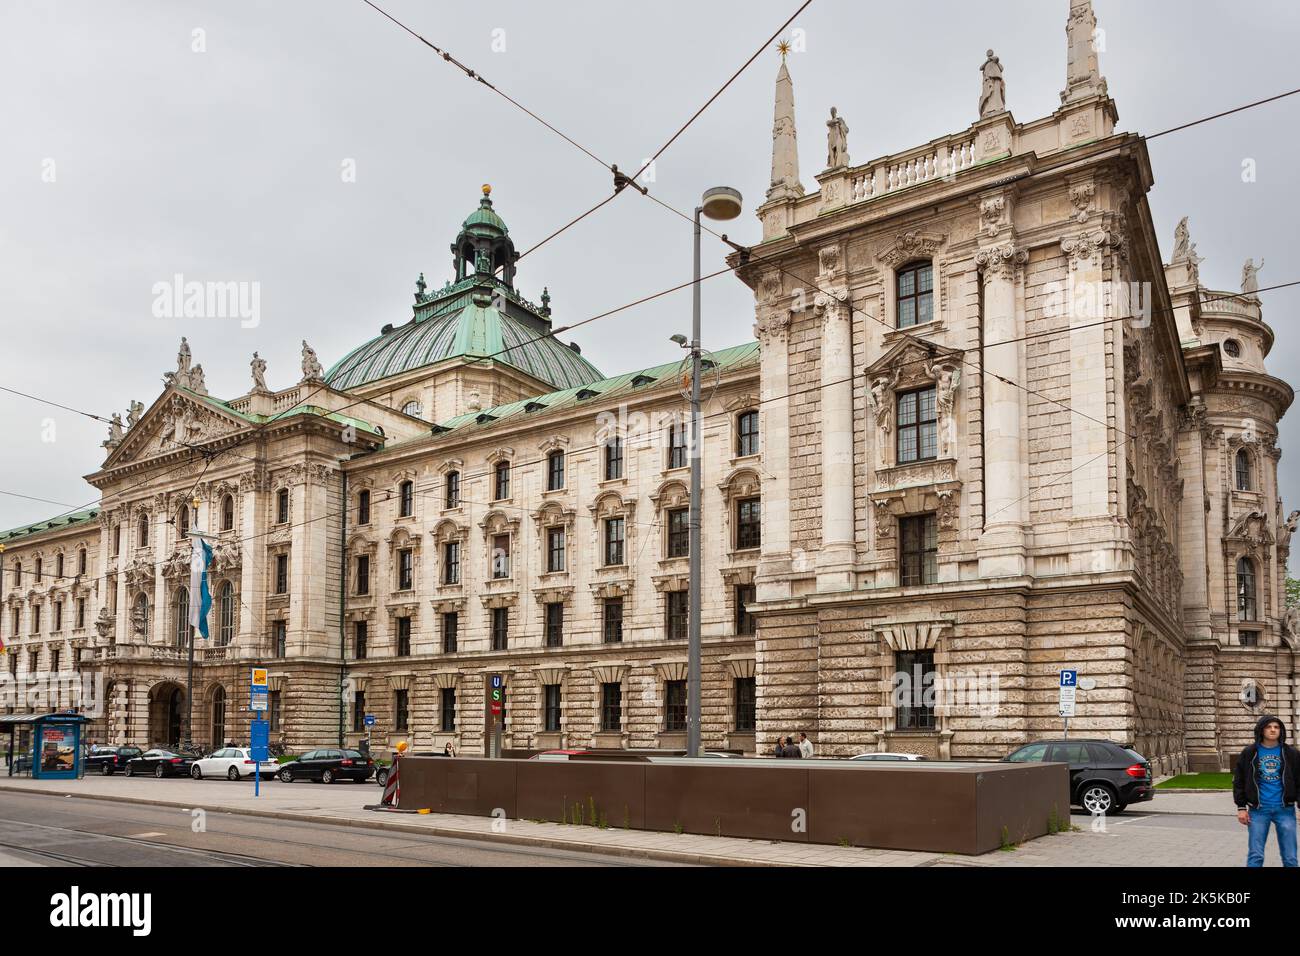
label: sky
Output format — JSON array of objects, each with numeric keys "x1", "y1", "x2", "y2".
[{"x1": 2, "y1": 0, "x2": 1299, "y2": 562}]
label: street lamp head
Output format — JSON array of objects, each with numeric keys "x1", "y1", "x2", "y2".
[
  {"x1": 669, "y1": 333, "x2": 688, "y2": 347},
  {"x1": 700, "y1": 186, "x2": 743, "y2": 221}
]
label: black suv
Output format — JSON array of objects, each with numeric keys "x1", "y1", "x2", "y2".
[
  {"x1": 86, "y1": 745, "x2": 144, "y2": 776},
  {"x1": 278, "y1": 749, "x2": 374, "y2": 784},
  {"x1": 1003, "y1": 739, "x2": 1154, "y2": 815}
]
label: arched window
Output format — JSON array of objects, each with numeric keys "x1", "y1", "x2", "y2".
[
  {"x1": 211, "y1": 686, "x2": 226, "y2": 749},
  {"x1": 218, "y1": 581, "x2": 235, "y2": 645},
  {"x1": 1237, "y1": 557, "x2": 1257, "y2": 621},
  {"x1": 736, "y1": 410, "x2": 759, "y2": 457},
  {"x1": 1235, "y1": 449, "x2": 1252, "y2": 491},
  {"x1": 1224, "y1": 339, "x2": 1241, "y2": 358},
  {"x1": 178, "y1": 504, "x2": 190, "y2": 536},
  {"x1": 221, "y1": 495, "x2": 235, "y2": 531},
  {"x1": 896, "y1": 261, "x2": 934, "y2": 329},
  {"x1": 401, "y1": 400, "x2": 422, "y2": 418},
  {"x1": 174, "y1": 587, "x2": 190, "y2": 647},
  {"x1": 133, "y1": 593, "x2": 150, "y2": 635},
  {"x1": 137, "y1": 514, "x2": 149, "y2": 548}
]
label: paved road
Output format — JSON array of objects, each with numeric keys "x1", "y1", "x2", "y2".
[{"x1": 0, "y1": 791, "x2": 677, "y2": 867}]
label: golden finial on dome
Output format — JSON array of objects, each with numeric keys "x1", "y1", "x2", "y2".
[
  {"x1": 777, "y1": 40, "x2": 791, "y2": 58},
  {"x1": 482, "y1": 183, "x2": 492, "y2": 196}
]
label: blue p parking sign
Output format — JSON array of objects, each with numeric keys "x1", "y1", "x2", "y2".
[{"x1": 1060, "y1": 670, "x2": 1077, "y2": 687}]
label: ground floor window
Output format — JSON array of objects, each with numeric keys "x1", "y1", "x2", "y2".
[
  {"x1": 734, "y1": 677, "x2": 756, "y2": 732},
  {"x1": 440, "y1": 688, "x2": 455, "y2": 732},
  {"x1": 544, "y1": 684, "x2": 561, "y2": 732},
  {"x1": 394, "y1": 689, "x2": 409, "y2": 731},
  {"x1": 600, "y1": 682, "x2": 622, "y2": 731},
  {"x1": 664, "y1": 680, "x2": 686, "y2": 732},
  {"x1": 894, "y1": 649, "x2": 936, "y2": 730}
]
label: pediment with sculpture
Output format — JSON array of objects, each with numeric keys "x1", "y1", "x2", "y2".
[{"x1": 101, "y1": 389, "x2": 245, "y2": 470}]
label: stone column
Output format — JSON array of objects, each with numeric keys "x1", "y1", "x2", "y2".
[
  {"x1": 238, "y1": 478, "x2": 260, "y2": 654},
  {"x1": 815, "y1": 249, "x2": 855, "y2": 591},
  {"x1": 1062, "y1": 232, "x2": 1111, "y2": 523},
  {"x1": 151, "y1": 496, "x2": 167, "y2": 646},
  {"x1": 976, "y1": 243, "x2": 1028, "y2": 577},
  {"x1": 753, "y1": 280, "x2": 793, "y2": 602}
]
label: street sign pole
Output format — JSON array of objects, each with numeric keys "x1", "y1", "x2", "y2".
[
  {"x1": 1058, "y1": 669, "x2": 1077, "y2": 738},
  {"x1": 249, "y1": 667, "x2": 269, "y2": 798}
]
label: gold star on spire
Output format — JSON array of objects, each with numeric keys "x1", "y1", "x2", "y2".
[{"x1": 777, "y1": 39, "x2": 791, "y2": 58}]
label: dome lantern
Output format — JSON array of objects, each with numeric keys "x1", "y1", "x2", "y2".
[{"x1": 450, "y1": 183, "x2": 519, "y2": 289}]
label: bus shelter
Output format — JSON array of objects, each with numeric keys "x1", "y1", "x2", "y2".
[{"x1": 2, "y1": 713, "x2": 90, "y2": 779}]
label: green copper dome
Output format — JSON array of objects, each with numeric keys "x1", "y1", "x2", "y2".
[{"x1": 461, "y1": 185, "x2": 508, "y2": 235}]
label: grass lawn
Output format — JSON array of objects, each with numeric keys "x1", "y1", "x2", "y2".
[{"x1": 1157, "y1": 773, "x2": 1232, "y2": 790}]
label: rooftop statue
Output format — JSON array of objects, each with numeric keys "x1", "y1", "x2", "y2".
[{"x1": 979, "y1": 50, "x2": 1006, "y2": 117}]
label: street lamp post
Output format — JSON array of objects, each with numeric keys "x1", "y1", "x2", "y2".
[{"x1": 686, "y1": 186, "x2": 742, "y2": 758}]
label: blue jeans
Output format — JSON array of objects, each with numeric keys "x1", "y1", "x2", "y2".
[{"x1": 1247, "y1": 805, "x2": 1298, "y2": 867}]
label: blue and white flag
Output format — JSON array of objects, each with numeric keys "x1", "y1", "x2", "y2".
[{"x1": 188, "y1": 536, "x2": 214, "y2": 640}]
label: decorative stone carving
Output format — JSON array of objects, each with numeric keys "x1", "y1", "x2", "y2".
[
  {"x1": 1061, "y1": 229, "x2": 1124, "y2": 269},
  {"x1": 979, "y1": 196, "x2": 1005, "y2": 237},
  {"x1": 1069, "y1": 182, "x2": 1096, "y2": 223},
  {"x1": 978, "y1": 50, "x2": 1006, "y2": 117},
  {"x1": 976, "y1": 243, "x2": 1027, "y2": 282},
  {"x1": 94, "y1": 606, "x2": 114, "y2": 641},
  {"x1": 126, "y1": 400, "x2": 144, "y2": 429},
  {"x1": 1242, "y1": 258, "x2": 1264, "y2": 296},
  {"x1": 877, "y1": 231, "x2": 946, "y2": 269},
  {"x1": 754, "y1": 310, "x2": 791, "y2": 345},
  {"x1": 250, "y1": 352, "x2": 268, "y2": 392},
  {"x1": 102, "y1": 413, "x2": 124, "y2": 450},
  {"x1": 301, "y1": 340, "x2": 324, "y2": 382},
  {"x1": 826, "y1": 107, "x2": 849, "y2": 169}
]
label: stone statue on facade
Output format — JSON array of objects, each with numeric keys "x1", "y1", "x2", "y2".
[
  {"x1": 102, "y1": 412, "x2": 124, "y2": 449},
  {"x1": 475, "y1": 248, "x2": 491, "y2": 275},
  {"x1": 301, "y1": 340, "x2": 324, "y2": 382},
  {"x1": 126, "y1": 400, "x2": 144, "y2": 429},
  {"x1": 1242, "y1": 258, "x2": 1264, "y2": 296},
  {"x1": 467, "y1": 389, "x2": 482, "y2": 413},
  {"x1": 1172, "y1": 217, "x2": 1193, "y2": 262},
  {"x1": 250, "y1": 352, "x2": 269, "y2": 392},
  {"x1": 1278, "y1": 509, "x2": 1300, "y2": 552},
  {"x1": 1285, "y1": 604, "x2": 1300, "y2": 640},
  {"x1": 189, "y1": 364, "x2": 208, "y2": 396},
  {"x1": 979, "y1": 50, "x2": 1006, "y2": 117},
  {"x1": 178, "y1": 337, "x2": 192, "y2": 375},
  {"x1": 934, "y1": 363, "x2": 962, "y2": 457},
  {"x1": 826, "y1": 107, "x2": 849, "y2": 169},
  {"x1": 131, "y1": 601, "x2": 148, "y2": 637},
  {"x1": 95, "y1": 605, "x2": 114, "y2": 641}
]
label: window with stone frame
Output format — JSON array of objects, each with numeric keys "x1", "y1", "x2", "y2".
[
  {"x1": 274, "y1": 553, "x2": 289, "y2": 594},
  {"x1": 546, "y1": 527, "x2": 566, "y2": 573},
  {"x1": 276, "y1": 488, "x2": 290, "y2": 524},
  {"x1": 34, "y1": 557, "x2": 42, "y2": 583},
  {"x1": 113, "y1": 524, "x2": 121, "y2": 554},
  {"x1": 78, "y1": 549, "x2": 87, "y2": 575},
  {"x1": 1237, "y1": 557, "x2": 1258, "y2": 621},
  {"x1": 76, "y1": 598, "x2": 85, "y2": 630},
  {"x1": 137, "y1": 514, "x2": 149, "y2": 548},
  {"x1": 55, "y1": 553, "x2": 64, "y2": 579},
  {"x1": 895, "y1": 649, "x2": 937, "y2": 730},
  {"x1": 664, "y1": 680, "x2": 687, "y2": 732},
  {"x1": 896, "y1": 260, "x2": 934, "y2": 329},
  {"x1": 603, "y1": 597, "x2": 624, "y2": 644},
  {"x1": 494, "y1": 461, "x2": 511, "y2": 500},
  {"x1": 54, "y1": 601, "x2": 62, "y2": 632},
  {"x1": 545, "y1": 602, "x2": 564, "y2": 647},
  {"x1": 355, "y1": 554, "x2": 370, "y2": 595},
  {"x1": 736, "y1": 410, "x2": 759, "y2": 457},
  {"x1": 1224, "y1": 339, "x2": 1242, "y2": 358},
  {"x1": 1240, "y1": 630, "x2": 1260, "y2": 647},
  {"x1": 443, "y1": 541, "x2": 460, "y2": 585},
  {"x1": 543, "y1": 684, "x2": 561, "y2": 732},
  {"x1": 221, "y1": 495, "x2": 235, "y2": 532},
  {"x1": 600, "y1": 682, "x2": 622, "y2": 732},
  {"x1": 399, "y1": 480, "x2": 415, "y2": 517},
  {"x1": 899, "y1": 514, "x2": 938, "y2": 586},
  {"x1": 270, "y1": 690, "x2": 281, "y2": 732},
  {"x1": 604, "y1": 437, "x2": 624, "y2": 480},
  {"x1": 173, "y1": 587, "x2": 190, "y2": 647},
  {"x1": 394, "y1": 689, "x2": 409, "y2": 732},
  {"x1": 666, "y1": 590, "x2": 688, "y2": 640},
  {"x1": 445, "y1": 471, "x2": 461, "y2": 509},
  {"x1": 352, "y1": 691, "x2": 365, "y2": 732},
  {"x1": 178, "y1": 505, "x2": 190, "y2": 536},
  {"x1": 273, "y1": 619, "x2": 286, "y2": 657},
  {"x1": 491, "y1": 533, "x2": 511, "y2": 579},
  {"x1": 440, "y1": 687, "x2": 456, "y2": 732},
  {"x1": 357, "y1": 489, "x2": 371, "y2": 525},
  {"x1": 604, "y1": 517, "x2": 625, "y2": 567},
  {"x1": 396, "y1": 616, "x2": 411, "y2": 657},
  {"x1": 735, "y1": 498, "x2": 761, "y2": 551},
  {"x1": 667, "y1": 421, "x2": 688, "y2": 469},
  {"x1": 667, "y1": 508, "x2": 689, "y2": 558},
  {"x1": 547, "y1": 450, "x2": 565, "y2": 491},
  {"x1": 32, "y1": 604, "x2": 41, "y2": 634},
  {"x1": 734, "y1": 677, "x2": 757, "y2": 732},
  {"x1": 218, "y1": 585, "x2": 237, "y2": 644},
  {"x1": 442, "y1": 611, "x2": 459, "y2": 653},
  {"x1": 1235, "y1": 449, "x2": 1252, "y2": 491},
  {"x1": 735, "y1": 584, "x2": 756, "y2": 635},
  {"x1": 896, "y1": 387, "x2": 938, "y2": 464},
  {"x1": 490, "y1": 607, "x2": 509, "y2": 651},
  {"x1": 354, "y1": 620, "x2": 367, "y2": 659},
  {"x1": 397, "y1": 548, "x2": 414, "y2": 591}
]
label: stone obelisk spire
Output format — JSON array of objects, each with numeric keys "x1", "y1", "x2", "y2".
[
  {"x1": 1061, "y1": 0, "x2": 1107, "y2": 104},
  {"x1": 767, "y1": 43, "x2": 804, "y2": 202}
]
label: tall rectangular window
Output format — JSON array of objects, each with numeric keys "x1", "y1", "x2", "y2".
[
  {"x1": 604, "y1": 438, "x2": 623, "y2": 480},
  {"x1": 76, "y1": 598, "x2": 85, "y2": 630},
  {"x1": 54, "y1": 602, "x2": 63, "y2": 632},
  {"x1": 895, "y1": 650, "x2": 936, "y2": 729},
  {"x1": 667, "y1": 422, "x2": 687, "y2": 469},
  {"x1": 398, "y1": 548, "x2": 413, "y2": 591},
  {"x1": 357, "y1": 489, "x2": 371, "y2": 525},
  {"x1": 394, "y1": 689, "x2": 409, "y2": 731},
  {"x1": 896, "y1": 261, "x2": 934, "y2": 329},
  {"x1": 547, "y1": 528, "x2": 566, "y2": 573},
  {"x1": 78, "y1": 549, "x2": 87, "y2": 575},
  {"x1": 547, "y1": 451, "x2": 565, "y2": 491},
  {"x1": 445, "y1": 471, "x2": 460, "y2": 509},
  {"x1": 545, "y1": 602, "x2": 564, "y2": 647},
  {"x1": 600, "y1": 683, "x2": 622, "y2": 732},
  {"x1": 275, "y1": 553, "x2": 288, "y2": 594},
  {"x1": 491, "y1": 534, "x2": 510, "y2": 579},
  {"x1": 735, "y1": 584, "x2": 756, "y2": 635},
  {"x1": 494, "y1": 462, "x2": 510, "y2": 500},
  {"x1": 666, "y1": 590, "x2": 688, "y2": 640},
  {"x1": 352, "y1": 691, "x2": 366, "y2": 733},
  {"x1": 543, "y1": 684, "x2": 561, "y2": 732},
  {"x1": 604, "y1": 518, "x2": 625, "y2": 566},
  {"x1": 354, "y1": 621, "x2": 368, "y2": 659},
  {"x1": 270, "y1": 690, "x2": 282, "y2": 732},
  {"x1": 56, "y1": 554, "x2": 64, "y2": 579},
  {"x1": 734, "y1": 677, "x2": 757, "y2": 732},
  {"x1": 736, "y1": 498, "x2": 761, "y2": 550},
  {"x1": 440, "y1": 688, "x2": 456, "y2": 732},
  {"x1": 491, "y1": 607, "x2": 509, "y2": 651},
  {"x1": 896, "y1": 387, "x2": 938, "y2": 464},
  {"x1": 664, "y1": 680, "x2": 687, "y2": 732},
  {"x1": 356, "y1": 555, "x2": 370, "y2": 595},
  {"x1": 443, "y1": 541, "x2": 460, "y2": 585},
  {"x1": 442, "y1": 612, "x2": 458, "y2": 654},
  {"x1": 273, "y1": 619, "x2": 287, "y2": 657},
  {"x1": 737, "y1": 410, "x2": 759, "y2": 457},
  {"x1": 276, "y1": 488, "x2": 290, "y2": 524},
  {"x1": 899, "y1": 514, "x2": 938, "y2": 586},
  {"x1": 667, "y1": 508, "x2": 689, "y2": 558},
  {"x1": 33, "y1": 605, "x2": 41, "y2": 633},
  {"x1": 399, "y1": 480, "x2": 414, "y2": 517},
  {"x1": 603, "y1": 598, "x2": 623, "y2": 644},
  {"x1": 396, "y1": 616, "x2": 411, "y2": 657}
]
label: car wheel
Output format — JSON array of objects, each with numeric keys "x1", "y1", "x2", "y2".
[
  {"x1": 191, "y1": 765, "x2": 203, "y2": 780},
  {"x1": 100, "y1": 763, "x2": 112, "y2": 776},
  {"x1": 279, "y1": 767, "x2": 293, "y2": 784},
  {"x1": 124, "y1": 763, "x2": 134, "y2": 777},
  {"x1": 154, "y1": 764, "x2": 165, "y2": 779},
  {"x1": 376, "y1": 768, "x2": 388, "y2": 787},
  {"x1": 227, "y1": 766, "x2": 240, "y2": 781},
  {"x1": 322, "y1": 769, "x2": 335, "y2": 784},
  {"x1": 1080, "y1": 782, "x2": 1118, "y2": 815}
]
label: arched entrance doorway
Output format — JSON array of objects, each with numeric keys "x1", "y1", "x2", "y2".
[{"x1": 148, "y1": 682, "x2": 185, "y2": 748}]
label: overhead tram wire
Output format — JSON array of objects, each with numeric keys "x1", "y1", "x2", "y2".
[{"x1": 0, "y1": 385, "x2": 114, "y2": 424}]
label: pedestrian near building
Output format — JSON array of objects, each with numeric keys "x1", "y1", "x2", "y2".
[
  {"x1": 782, "y1": 736, "x2": 802, "y2": 759},
  {"x1": 772, "y1": 736, "x2": 784, "y2": 758},
  {"x1": 1232, "y1": 714, "x2": 1300, "y2": 867},
  {"x1": 799, "y1": 733, "x2": 814, "y2": 759}
]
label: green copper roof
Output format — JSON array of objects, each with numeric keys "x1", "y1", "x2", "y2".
[
  {"x1": 461, "y1": 195, "x2": 508, "y2": 235},
  {"x1": 0, "y1": 507, "x2": 100, "y2": 545}
]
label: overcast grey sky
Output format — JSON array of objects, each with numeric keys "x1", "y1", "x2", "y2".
[{"x1": 3, "y1": 0, "x2": 1299, "y2": 561}]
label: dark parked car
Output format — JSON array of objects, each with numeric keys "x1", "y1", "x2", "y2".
[
  {"x1": 123, "y1": 749, "x2": 195, "y2": 778},
  {"x1": 278, "y1": 749, "x2": 374, "y2": 784},
  {"x1": 1003, "y1": 739, "x2": 1154, "y2": 814},
  {"x1": 86, "y1": 745, "x2": 144, "y2": 776}
]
